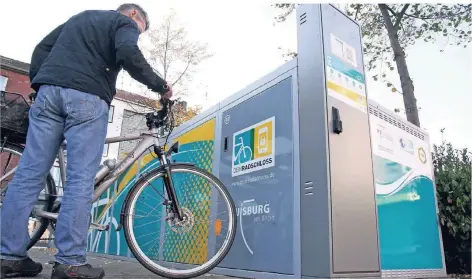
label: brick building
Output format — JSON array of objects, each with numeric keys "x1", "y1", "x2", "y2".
[{"x1": 0, "y1": 55, "x2": 32, "y2": 99}]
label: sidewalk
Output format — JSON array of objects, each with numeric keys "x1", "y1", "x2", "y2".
[{"x1": 19, "y1": 248, "x2": 240, "y2": 279}]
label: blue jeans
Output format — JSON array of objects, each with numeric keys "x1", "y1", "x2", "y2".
[{"x1": 0, "y1": 85, "x2": 108, "y2": 265}]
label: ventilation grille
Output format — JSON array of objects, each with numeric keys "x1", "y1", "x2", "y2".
[
  {"x1": 300, "y1": 12, "x2": 307, "y2": 25},
  {"x1": 368, "y1": 105, "x2": 425, "y2": 141}
]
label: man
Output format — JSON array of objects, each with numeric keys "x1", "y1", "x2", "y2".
[{"x1": 0, "y1": 4, "x2": 172, "y2": 279}]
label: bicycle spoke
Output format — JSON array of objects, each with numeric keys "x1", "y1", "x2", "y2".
[
  {"x1": 3, "y1": 153, "x2": 12, "y2": 176},
  {"x1": 142, "y1": 188, "x2": 161, "y2": 203},
  {"x1": 133, "y1": 208, "x2": 162, "y2": 219},
  {"x1": 136, "y1": 230, "x2": 160, "y2": 240},
  {"x1": 134, "y1": 219, "x2": 161, "y2": 229},
  {"x1": 144, "y1": 178, "x2": 166, "y2": 200}
]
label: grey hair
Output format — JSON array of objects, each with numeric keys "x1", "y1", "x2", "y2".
[{"x1": 117, "y1": 3, "x2": 150, "y2": 31}]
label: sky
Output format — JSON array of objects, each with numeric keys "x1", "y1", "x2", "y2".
[{"x1": 1, "y1": 1, "x2": 471, "y2": 151}]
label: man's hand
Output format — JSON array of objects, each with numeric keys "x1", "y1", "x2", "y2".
[{"x1": 162, "y1": 84, "x2": 173, "y2": 99}]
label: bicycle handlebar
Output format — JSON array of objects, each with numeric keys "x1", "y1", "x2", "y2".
[
  {"x1": 145, "y1": 97, "x2": 175, "y2": 131},
  {"x1": 26, "y1": 89, "x2": 174, "y2": 131}
]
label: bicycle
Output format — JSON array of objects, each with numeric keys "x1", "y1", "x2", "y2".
[
  {"x1": 0, "y1": 91, "x2": 237, "y2": 279},
  {"x1": 233, "y1": 136, "x2": 252, "y2": 165}
]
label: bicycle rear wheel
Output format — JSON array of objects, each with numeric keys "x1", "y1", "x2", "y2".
[
  {"x1": 0, "y1": 142, "x2": 56, "y2": 249},
  {"x1": 123, "y1": 164, "x2": 236, "y2": 278}
]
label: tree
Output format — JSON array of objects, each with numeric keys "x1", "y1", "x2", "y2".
[
  {"x1": 273, "y1": 4, "x2": 472, "y2": 127},
  {"x1": 139, "y1": 9, "x2": 212, "y2": 98},
  {"x1": 119, "y1": 9, "x2": 210, "y2": 126},
  {"x1": 432, "y1": 142, "x2": 471, "y2": 275},
  {"x1": 172, "y1": 102, "x2": 202, "y2": 127}
]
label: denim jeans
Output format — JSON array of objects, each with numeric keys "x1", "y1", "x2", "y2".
[{"x1": 0, "y1": 85, "x2": 108, "y2": 265}]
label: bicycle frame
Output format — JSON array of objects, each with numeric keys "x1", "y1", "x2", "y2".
[
  {"x1": 1, "y1": 126, "x2": 169, "y2": 230},
  {"x1": 234, "y1": 137, "x2": 244, "y2": 156}
]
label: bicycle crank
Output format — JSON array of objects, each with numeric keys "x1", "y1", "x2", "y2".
[{"x1": 90, "y1": 222, "x2": 109, "y2": 231}]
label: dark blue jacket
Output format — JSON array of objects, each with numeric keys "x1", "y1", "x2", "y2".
[{"x1": 29, "y1": 10, "x2": 168, "y2": 105}]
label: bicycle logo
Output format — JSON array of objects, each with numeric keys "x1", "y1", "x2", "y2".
[
  {"x1": 233, "y1": 137, "x2": 253, "y2": 165},
  {"x1": 231, "y1": 117, "x2": 275, "y2": 177}
]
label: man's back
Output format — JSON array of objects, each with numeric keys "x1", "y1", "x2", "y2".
[
  {"x1": 31, "y1": 10, "x2": 126, "y2": 104},
  {"x1": 30, "y1": 9, "x2": 167, "y2": 105}
]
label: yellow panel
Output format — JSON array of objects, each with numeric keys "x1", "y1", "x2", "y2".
[
  {"x1": 327, "y1": 80, "x2": 367, "y2": 107},
  {"x1": 174, "y1": 118, "x2": 216, "y2": 144},
  {"x1": 254, "y1": 120, "x2": 273, "y2": 159}
]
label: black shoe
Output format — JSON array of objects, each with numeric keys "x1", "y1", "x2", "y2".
[
  {"x1": 0, "y1": 257, "x2": 43, "y2": 278},
  {"x1": 51, "y1": 263, "x2": 105, "y2": 279}
]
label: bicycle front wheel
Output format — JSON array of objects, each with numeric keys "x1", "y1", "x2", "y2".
[{"x1": 123, "y1": 164, "x2": 236, "y2": 279}]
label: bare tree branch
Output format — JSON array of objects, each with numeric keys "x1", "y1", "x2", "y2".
[
  {"x1": 137, "y1": 10, "x2": 213, "y2": 101},
  {"x1": 404, "y1": 6, "x2": 471, "y2": 21},
  {"x1": 394, "y1": 4, "x2": 410, "y2": 31},
  {"x1": 163, "y1": 17, "x2": 171, "y2": 80},
  {"x1": 172, "y1": 59, "x2": 191, "y2": 86},
  {"x1": 354, "y1": 4, "x2": 361, "y2": 21},
  {"x1": 385, "y1": 5, "x2": 397, "y2": 16}
]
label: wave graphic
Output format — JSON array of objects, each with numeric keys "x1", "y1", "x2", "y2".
[
  {"x1": 373, "y1": 155, "x2": 422, "y2": 197},
  {"x1": 373, "y1": 156, "x2": 411, "y2": 185},
  {"x1": 374, "y1": 156, "x2": 443, "y2": 270}
]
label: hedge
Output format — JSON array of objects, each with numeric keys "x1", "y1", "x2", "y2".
[{"x1": 432, "y1": 142, "x2": 471, "y2": 275}]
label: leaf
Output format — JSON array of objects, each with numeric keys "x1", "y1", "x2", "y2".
[
  {"x1": 387, "y1": 82, "x2": 392, "y2": 87},
  {"x1": 391, "y1": 87, "x2": 397, "y2": 92}
]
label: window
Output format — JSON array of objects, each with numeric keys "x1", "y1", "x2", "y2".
[
  {"x1": 108, "y1": 105, "x2": 115, "y2": 123},
  {"x1": 103, "y1": 144, "x2": 109, "y2": 157},
  {"x1": 0, "y1": 76, "x2": 8, "y2": 91}
]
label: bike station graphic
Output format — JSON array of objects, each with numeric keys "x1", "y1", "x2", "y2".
[
  {"x1": 399, "y1": 137, "x2": 414, "y2": 155},
  {"x1": 418, "y1": 147, "x2": 427, "y2": 164},
  {"x1": 232, "y1": 117, "x2": 275, "y2": 177}
]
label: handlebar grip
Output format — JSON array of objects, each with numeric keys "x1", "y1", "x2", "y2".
[{"x1": 159, "y1": 98, "x2": 174, "y2": 107}]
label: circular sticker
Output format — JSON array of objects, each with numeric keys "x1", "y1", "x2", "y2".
[{"x1": 418, "y1": 147, "x2": 427, "y2": 164}]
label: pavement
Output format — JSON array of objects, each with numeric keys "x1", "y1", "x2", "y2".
[
  {"x1": 14, "y1": 248, "x2": 241, "y2": 279},
  {"x1": 6, "y1": 248, "x2": 470, "y2": 279}
]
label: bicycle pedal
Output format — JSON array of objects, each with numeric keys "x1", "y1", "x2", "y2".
[{"x1": 90, "y1": 223, "x2": 109, "y2": 231}]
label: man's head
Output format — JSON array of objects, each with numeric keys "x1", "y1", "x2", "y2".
[{"x1": 117, "y1": 3, "x2": 150, "y2": 34}]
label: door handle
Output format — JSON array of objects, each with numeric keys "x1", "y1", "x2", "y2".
[{"x1": 332, "y1": 107, "x2": 343, "y2": 134}]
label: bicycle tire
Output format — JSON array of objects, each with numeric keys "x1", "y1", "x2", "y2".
[
  {"x1": 0, "y1": 142, "x2": 57, "y2": 250},
  {"x1": 123, "y1": 164, "x2": 237, "y2": 279}
]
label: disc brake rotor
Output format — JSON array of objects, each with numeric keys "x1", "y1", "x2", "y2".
[{"x1": 167, "y1": 207, "x2": 195, "y2": 234}]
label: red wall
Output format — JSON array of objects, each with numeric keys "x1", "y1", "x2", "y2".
[{"x1": 1, "y1": 69, "x2": 31, "y2": 100}]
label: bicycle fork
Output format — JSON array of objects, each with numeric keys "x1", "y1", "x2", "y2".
[{"x1": 154, "y1": 145, "x2": 183, "y2": 222}]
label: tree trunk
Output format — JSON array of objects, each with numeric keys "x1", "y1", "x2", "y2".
[{"x1": 378, "y1": 4, "x2": 421, "y2": 127}]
